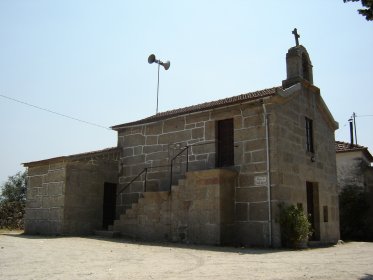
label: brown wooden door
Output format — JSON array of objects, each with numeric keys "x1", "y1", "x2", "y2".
[
  {"x1": 217, "y1": 119, "x2": 234, "y2": 167},
  {"x1": 102, "y1": 183, "x2": 117, "y2": 229},
  {"x1": 306, "y1": 182, "x2": 320, "y2": 241}
]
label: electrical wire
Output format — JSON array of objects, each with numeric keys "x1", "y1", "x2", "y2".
[
  {"x1": 0, "y1": 93, "x2": 112, "y2": 131},
  {"x1": 356, "y1": 114, "x2": 373, "y2": 118}
]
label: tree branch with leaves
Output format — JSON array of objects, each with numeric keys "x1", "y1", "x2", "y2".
[
  {"x1": 0, "y1": 171, "x2": 27, "y2": 229},
  {"x1": 344, "y1": 0, "x2": 373, "y2": 21}
]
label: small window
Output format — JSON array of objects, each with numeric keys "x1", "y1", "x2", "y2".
[
  {"x1": 323, "y1": 206, "x2": 328, "y2": 223},
  {"x1": 305, "y1": 117, "x2": 314, "y2": 153}
]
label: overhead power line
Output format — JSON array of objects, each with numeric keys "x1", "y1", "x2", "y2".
[
  {"x1": 356, "y1": 114, "x2": 373, "y2": 118},
  {"x1": 0, "y1": 93, "x2": 112, "y2": 131}
]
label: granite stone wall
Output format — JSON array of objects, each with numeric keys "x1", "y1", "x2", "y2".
[
  {"x1": 270, "y1": 84, "x2": 340, "y2": 246},
  {"x1": 114, "y1": 169, "x2": 237, "y2": 245},
  {"x1": 25, "y1": 155, "x2": 119, "y2": 235},
  {"x1": 25, "y1": 163, "x2": 66, "y2": 235},
  {"x1": 116, "y1": 83, "x2": 340, "y2": 247}
]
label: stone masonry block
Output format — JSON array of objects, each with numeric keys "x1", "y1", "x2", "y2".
[
  {"x1": 158, "y1": 130, "x2": 192, "y2": 144},
  {"x1": 252, "y1": 150, "x2": 266, "y2": 162},
  {"x1": 146, "y1": 136, "x2": 158, "y2": 145},
  {"x1": 28, "y1": 176, "x2": 43, "y2": 187},
  {"x1": 131, "y1": 126, "x2": 144, "y2": 135},
  {"x1": 49, "y1": 208, "x2": 63, "y2": 220},
  {"x1": 122, "y1": 148, "x2": 134, "y2": 157},
  {"x1": 249, "y1": 202, "x2": 269, "y2": 221},
  {"x1": 243, "y1": 115, "x2": 263, "y2": 128},
  {"x1": 145, "y1": 123, "x2": 162, "y2": 135},
  {"x1": 47, "y1": 182, "x2": 64, "y2": 196},
  {"x1": 26, "y1": 187, "x2": 39, "y2": 199},
  {"x1": 49, "y1": 162, "x2": 65, "y2": 170},
  {"x1": 27, "y1": 165, "x2": 49, "y2": 176},
  {"x1": 134, "y1": 146, "x2": 143, "y2": 155},
  {"x1": 26, "y1": 196, "x2": 42, "y2": 208},
  {"x1": 185, "y1": 123, "x2": 195, "y2": 129},
  {"x1": 244, "y1": 139, "x2": 266, "y2": 152},
  {"x1": 145, "y1": 151, "x2": 169, "y2": 161},
  {"x1": 143, "y1": 145, "x2": 163, "y2": 154},
  {"x1": 122, "y1": 155, "x2": 145, "y2": 165},
  {"x1": 270, "y1": 186, "x2": 292, "y2": 201},
  {"x1": 242, "y1": 103, "x2": 261, "y2": 117},
  {"x1": 43, "y1": 170, "x2": 65, "y2": 183},
  {"x1": 238, "y1": 174, "x2": 255, "y2": 186},
  {"x1": 234, "y1": 116, "x2": 243, "y2": 129},
  {"x1": 235, "y1": 202, "x2": 249, "y2": 221},
  {"x1": 211, "y1": 107, "x2": 240, "y2": 119},
  {"x1": 163, "y1": 116, "x2": 185, "y2": 133},
  {"x1": 235, "y1": 221, "x2": 267, "y2": 247},
  {"x1": 192, "y1": 127, "x2": 204, "y2": 139},
  {"x1": 191, "y1": 144, "x2": 215, "y2": 155},
  {"x1": 122, "y1": 134, "x2": 145, "y2": 147},
  {"x1": 42, "y1": 196, "x2": 64, "y2": 208},
  {"x1": 236, "y1": 187, "x2": 267, "y2": 203},
  {"x1": 205, "y1": 121, "x2": 215, "y2": 140},
  {"x1": 186, "y1": 111, "x2": 210, "y2": 124}
]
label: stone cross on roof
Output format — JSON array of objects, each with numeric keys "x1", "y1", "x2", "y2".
[{"x1": 292, "y1": 28, "x2": 300, "y2": 46}]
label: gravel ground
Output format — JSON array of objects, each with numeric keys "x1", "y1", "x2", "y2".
[{"x1": 1, "y1": 231, "x2": 373, "y2": 280}]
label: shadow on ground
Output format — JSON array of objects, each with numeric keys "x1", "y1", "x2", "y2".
[
  {"x1": 360, "y1": 274, "x2": 373, "y2": 280},
  {"x1": 0, "y1": 231, "x2": 336, "y2": 255}
]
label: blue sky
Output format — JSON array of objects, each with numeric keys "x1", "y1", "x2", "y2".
[{"x1": 0, "y1": 1, "x2": 372, "y2": 184}]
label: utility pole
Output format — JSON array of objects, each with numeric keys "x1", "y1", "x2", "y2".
[{"x1": 353, "y1": 112, "x2": 357, "y2": 145}]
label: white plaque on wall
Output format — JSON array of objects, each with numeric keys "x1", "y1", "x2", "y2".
[{"x1": 254, "y1": 176, "x2": 267, "y2": 186}]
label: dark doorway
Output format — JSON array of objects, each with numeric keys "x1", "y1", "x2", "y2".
[
  {"x1": 306, "y1": 182, "x2": 320, "y2": 241},
  {"x1": 216, "y1": 118, "x2": 234, "y2": 167},
  {"x1": 102, "y1": 183, "x2": 117, "y2": 229}
]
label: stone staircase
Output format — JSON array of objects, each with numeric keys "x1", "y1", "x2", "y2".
[
  {"x1": 112, "y1": 169, "x2": 237, "y2": 245},
  {"x1": 112, "y1": 179, "x2": 186, "y2": 240}
]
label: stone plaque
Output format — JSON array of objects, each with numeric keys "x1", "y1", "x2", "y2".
[{"x1": 254, "y1": 176, "x2": 267, "y2": 186}]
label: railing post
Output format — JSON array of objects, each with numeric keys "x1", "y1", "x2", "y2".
[
  {"x1": 170, "y1": 161, "x2": 173, "y2": 191},
  {"x1": 144, "y1": 168, "x2": 148, "y2": 192},
  {"x1": 186, "y1": 146, "x2": 189, "y2": 172}
]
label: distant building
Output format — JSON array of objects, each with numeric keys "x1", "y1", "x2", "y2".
[
  {"x1": 335, "y1": 141, "x2": 373, "y2": 192},
  {"x1": 24, "y1": 42, "x2": 340, "y2": 247}
]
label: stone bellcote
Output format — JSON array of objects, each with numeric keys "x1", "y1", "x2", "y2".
[{"x1": 282, "y1": 45, "x2": 314, "y2": 89}]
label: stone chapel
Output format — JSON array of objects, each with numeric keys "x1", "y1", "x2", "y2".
[{"x1": 24, "y1": 38, "x2": 340, "y2": 247}]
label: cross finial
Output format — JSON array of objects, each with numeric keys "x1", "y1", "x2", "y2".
[{"x1": 292, "y1": 28, "x2": 300, "y2": 46}]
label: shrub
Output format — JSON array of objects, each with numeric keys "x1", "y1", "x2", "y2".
[
  {"x1": 339, "y1": 185, "x2": 372, "y2": 241},
  {"x1": 279, "y1": 204, "x2": 312, "y2": 248}
]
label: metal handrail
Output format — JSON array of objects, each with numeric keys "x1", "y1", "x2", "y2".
[
  {"x1": 117, "y1": 168, "x2": 147, "y2": 195},
  {"x1": 170, "y1": 146, "x2": 189, "y2": 190},
  {"x1": 118, "y1": 141, "x2": 216, "y2": 195}
]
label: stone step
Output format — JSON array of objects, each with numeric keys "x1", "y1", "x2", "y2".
[
  {"x1": 178, "y1": 179, "x2": 186, "y2": 186},
  {"x1": 143, "y1": 191, "x2": 170, "y2": 201},
  {"x1": 94, "y1": 230, "x2": 121, "y2": 238}
]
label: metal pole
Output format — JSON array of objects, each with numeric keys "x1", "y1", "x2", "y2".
[
  {"x1": 349, "y1": 119, "x2": 354, "y2": 146},
  {"x1": 353, "y1": 112, "x2": 357, "y2": 145},
  {"x1": 262, "y1": 102, "x2": 272, "y2": 248},
  {"x1": 156, "y1": 63, "x2": 160, "y2": 114}
]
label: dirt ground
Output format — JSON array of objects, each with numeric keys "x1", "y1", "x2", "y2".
[{"x1": 1, "y1": 231, "x2": 373, "y2": 280}]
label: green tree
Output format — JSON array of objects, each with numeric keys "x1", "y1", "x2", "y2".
[
  {"x1": 0, "y1": 171, "x2": 27, "y2": 229},
  {"x1": 344, "y1": 0, "x2": 373, "y2": 21},
  {"x1": 339, "y1": 185, "x2": 372, "y2": 241}
]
